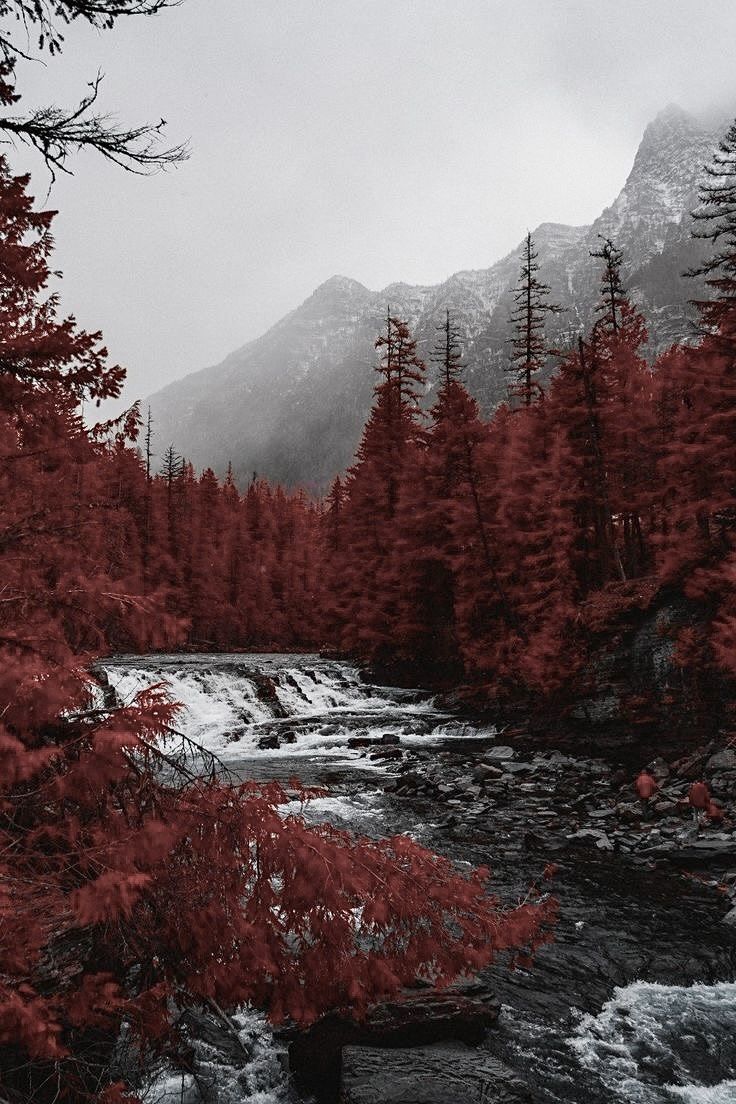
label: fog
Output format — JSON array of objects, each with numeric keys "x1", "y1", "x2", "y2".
[{"x1": 9, "y1": 0, "x2": 736, "y2": 408}]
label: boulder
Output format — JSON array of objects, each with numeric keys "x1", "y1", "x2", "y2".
[
  {"x1": 339, "y1": 1041, "x2": 532, "y2": 1104},
  {"x1": 257, "y1": 734, "x2": 280, "y2": 750},
  {"x1": 252, "y1": 673, "x2": 289, "y2": 718},
  {"x1": 381, "y1": 733, "x2": 401, "y2": 746},
  {"x1": 370, "y1": 747, "x2": 403, "y2": 761},
  {"x1": 289, "y1": 993, "x2": 499, "y2": 1103}
]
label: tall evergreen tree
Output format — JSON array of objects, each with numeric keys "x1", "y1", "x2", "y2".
[
  {"x1": 689, "y1": 118, "x2": 736, "y2": 346},
  {"x1": 329, "y1": 315, "x2": 426, "y2": 658},
  {"x1": 590, "y1": 236, "x2": 627, "y2": 336},
  {"x1": 507, "y1": 231, "x2": 563, "y2": 407},
  {"x1": 433, "y1": 308, "x2": 464, "y2": 392}
]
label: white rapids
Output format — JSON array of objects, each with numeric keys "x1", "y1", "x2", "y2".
[
  {"x1": 95, "y1": 652, "x2": 495, "y2": 768},
  {"x1": 569, "y1": 981, "x2": 736, "y2": 1102},
  {"x1": 143, "y1": 1006, "x2": 292, "y2": 1104}
]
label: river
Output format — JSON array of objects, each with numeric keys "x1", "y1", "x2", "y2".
[{"x1": 96, "y1": 654, "x2": 736, "y2": 1104}]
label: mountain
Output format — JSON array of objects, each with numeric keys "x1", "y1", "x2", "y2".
[{"x1": 148, "y1": 105, "x2": 717, "y2": 492}]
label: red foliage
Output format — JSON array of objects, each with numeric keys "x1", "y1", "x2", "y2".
[
  {"x1": 0, "y1": 165, "x2": 554, "y2": 1102},
  {"x1": 322, "y1": 196, "x2": 736, "y2": 721},
  {"x1": 689, "y1": 781, "x2": 711, "y2": 810},
  {"x1": 635, "y1": 771, "x2": 658, "y2": 800}
]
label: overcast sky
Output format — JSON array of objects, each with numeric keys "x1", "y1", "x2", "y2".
[{"x1": 9, "y1": 0, "x2": 736, "y2": 409}]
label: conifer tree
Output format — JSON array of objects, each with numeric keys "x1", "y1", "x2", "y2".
[
  {"x1": 434, "y1": 308, "x2": 464, "y2": 392},
  {"x1": 160, "y1": 443, "x2": 185, "y2": 553},
  {"x1": 330, "y1": 315, "x2": 426, "y2": 658},
  {"x1": 325, "y1": 474, "x2": 346, "y2": 553},
  {"x1": 590, "y1": 236, "x2": 627, "y2": 336},
  {"x1": 507, "y1": 231, "x2": 563, "y2": 406},
  {"x1": 381, "y1": 311, "x2": 473, "y2": 676}
]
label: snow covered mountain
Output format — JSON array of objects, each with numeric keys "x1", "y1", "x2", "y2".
[{"x1": 147, "y1": 105, "x2": 717, "y2": 491}]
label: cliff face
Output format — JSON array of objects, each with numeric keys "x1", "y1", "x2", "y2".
[{"x1": 148, "y1": 106, "x2": 716, "y2": 491}]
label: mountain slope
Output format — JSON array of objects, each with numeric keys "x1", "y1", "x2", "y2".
[{"x1": 148, "y1": 105, "x2": 716, "y2": 491}]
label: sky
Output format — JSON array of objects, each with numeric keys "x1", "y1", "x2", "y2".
[{"x1": 8, "y1": 0, "x2": 736, "y2": 410}]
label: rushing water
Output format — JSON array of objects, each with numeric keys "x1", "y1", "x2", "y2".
[{"x1": 97, "y1": 654, "x2": 736, "y2": 1104}]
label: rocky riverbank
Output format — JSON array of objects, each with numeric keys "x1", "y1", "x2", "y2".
[
  {"x1": 324, "y1": 728, "x2": 736, "y2": 1099},
  {"x1": 101, "y1": 654, "x2": 736, "y2": 1104},
  {"x1": 365, "y1": 732, "x2": 736, "y2": 873}
]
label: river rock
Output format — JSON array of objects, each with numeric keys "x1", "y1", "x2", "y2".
[
  {"x1": 648, "y1": 756, "x2": 671, "y2": 780},
  {"x1": 339, "y1": 1041, "x2": 532, "y2": 1103},
  {"x1": 616, "y1": 802, "x2": 642, "y2": 823},
  {"x1": 484, "y1": 746, "x2": 515, "y2": 762},
  {"x1": 252, "y1": 673, "x2": 289, "y2": 717},
  {"x1": 473, "y1": 763, "x2": 504, "y2": 781},
  {"x1": 567, "y1": 829, "x2": 613, "y2": 850},
  {"x1": 257, "y1": 734, "x2": 280, "y2": 750},
  {"x1": 370, "y1": 746, "x2": 403, "y2": 761},
  {"x1": 289, "y1": 993, "x2": 499, "y2": 1103}
]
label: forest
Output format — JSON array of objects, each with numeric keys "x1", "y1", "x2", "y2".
[
  {"x1": 79, "y1": 159, "x2": 736, "y2": 748},
  {"x1": 3, "y1": 3, "x2": 736, "y2": 1100}
]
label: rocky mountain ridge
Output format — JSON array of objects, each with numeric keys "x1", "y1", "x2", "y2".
[{"x1": 148, "y1": 104, "x2": 718, "y2": 491}]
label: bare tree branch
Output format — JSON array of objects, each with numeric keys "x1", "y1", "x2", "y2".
[{"x1": 0, "y1": 70, "x2": 188, "y2": 176}]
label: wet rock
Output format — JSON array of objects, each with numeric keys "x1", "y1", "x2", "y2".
[
  {"x1": 370, "y1": 747, "x2": 403, "y2": 761},
  {"x1": 252, "y1": 673, "x2": 289, "y2": 718},
  {"x1": 381, "y1": 733, "x2": 401, "y2": 746},
  {"x1": 257, "y1": 734, "x2": 280, "y2": 750},
  {"x1": 290, "y1": 994, "x2": 499, "y2": 1103},
  {"x1": 339, "y1": 1042, "x2": 531, "y2": 1104}
]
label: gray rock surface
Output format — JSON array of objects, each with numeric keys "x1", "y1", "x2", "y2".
[
  {"x1": 289, "y1": 991, "x2": 499, "y2": 1102},
  {"x1": 339, "y1": 1042, "x2": 531, "y2": 1104}
]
